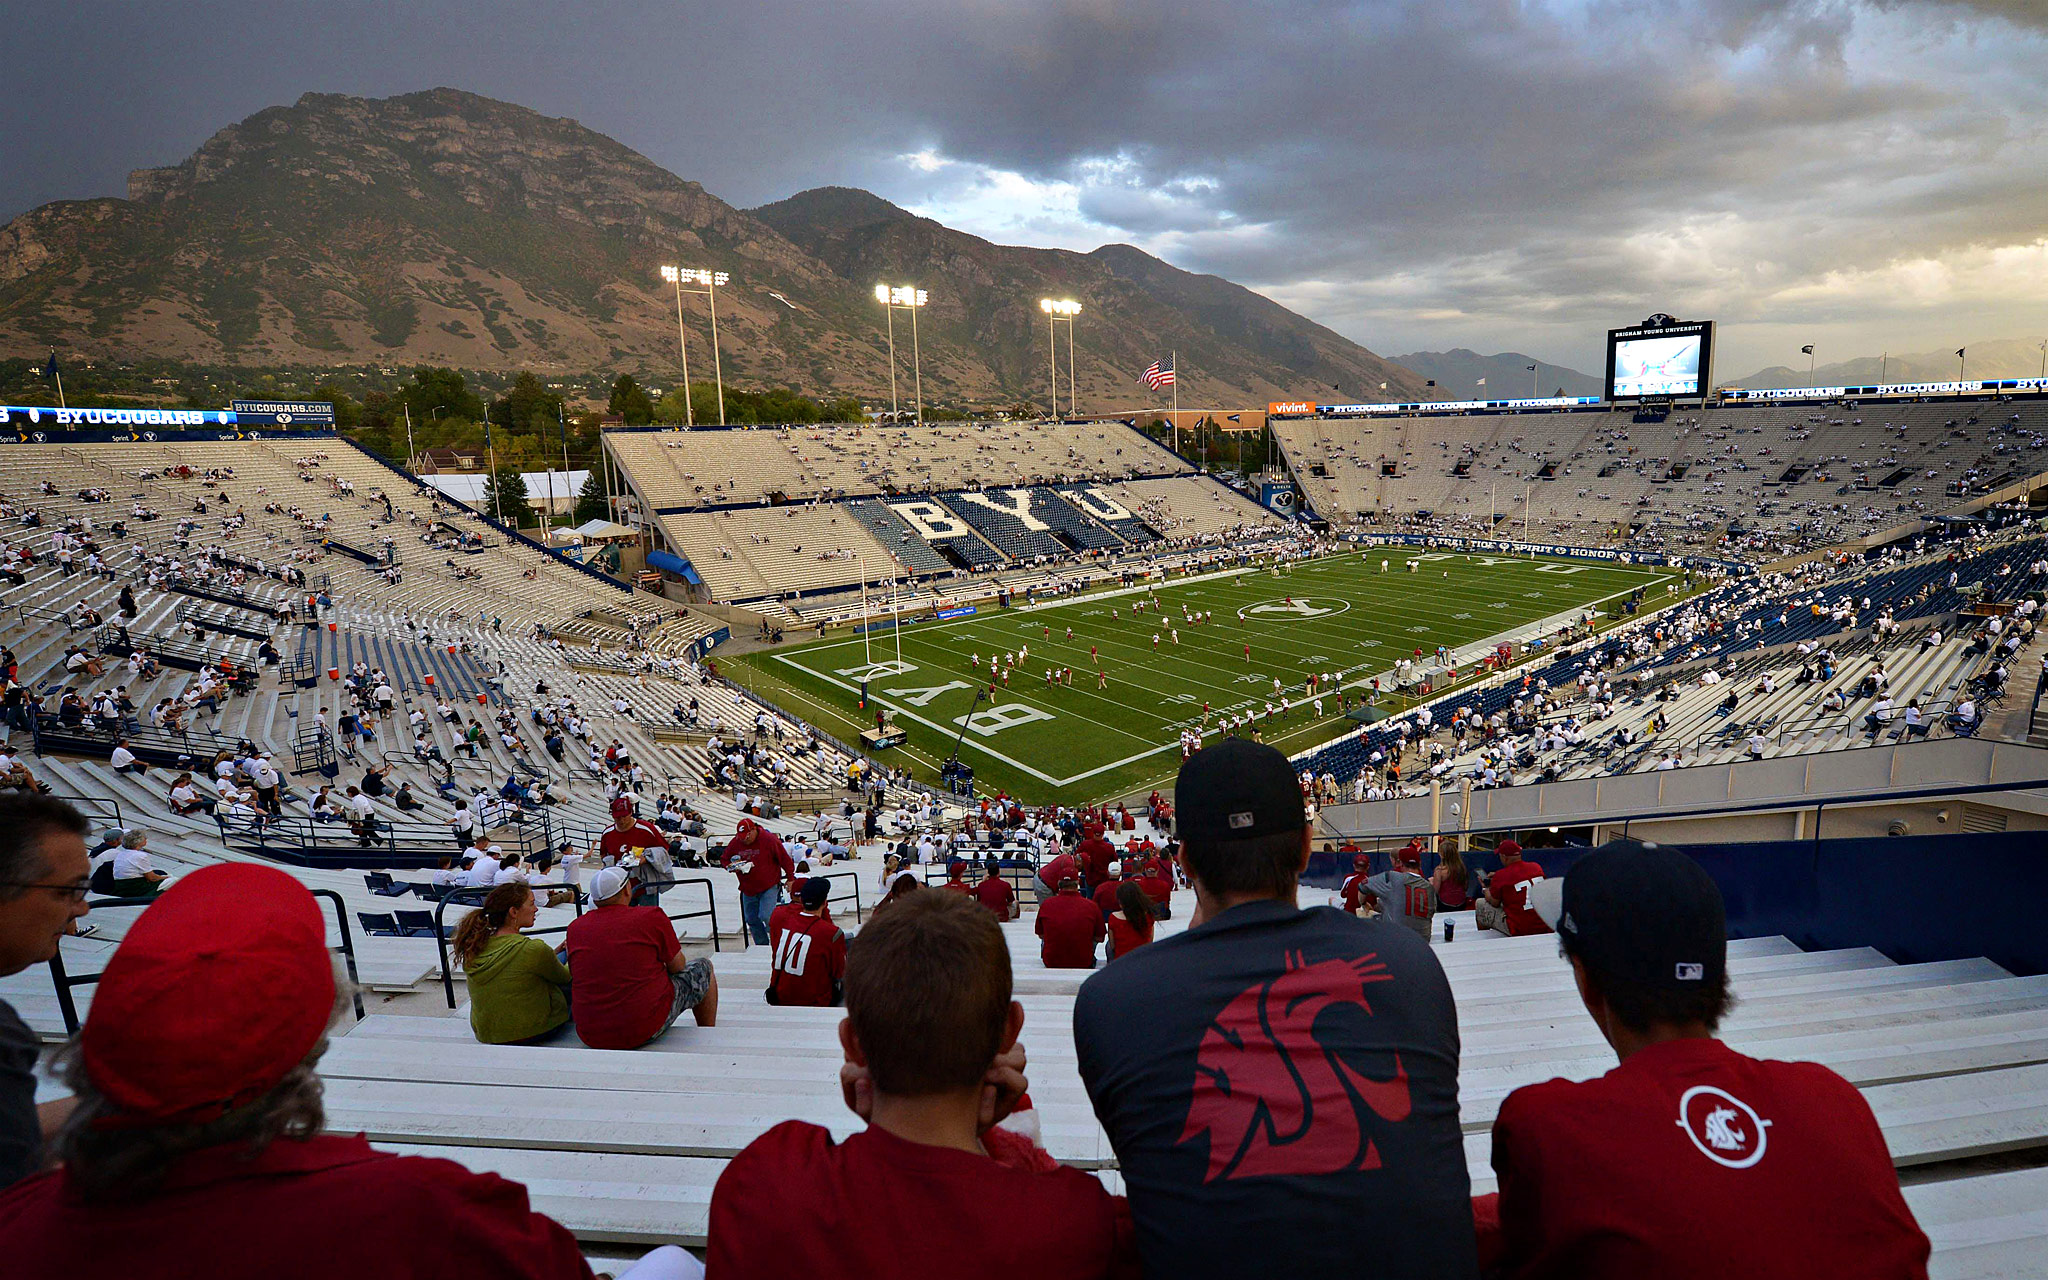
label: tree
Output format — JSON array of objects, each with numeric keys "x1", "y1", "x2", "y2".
[
  {"x1": 820, "y1": 396, "x2": 866, "y2": 423},
  {"x1": 400, "y1": 367, "x2": 485, "y2": 425},
  {"x1": 573, "y1": 469, "x2": 610, "y2": 525},
  {"x1": 479, "y1": 465, "x2": 533, "y2": 528},
  {"x1": 308, "y1": 381, "x2": 362, "y2": 429},
  {"x1": 490, "y1": 370, "x2": 564, "y2": 433},
  {"x1": 609, "y1": 374, "x2": 655, "y2": 425}
]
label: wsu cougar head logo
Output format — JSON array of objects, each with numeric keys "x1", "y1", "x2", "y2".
[{"x1": 1177, "y1": 952, "x2": 1412, "y2": 1182}]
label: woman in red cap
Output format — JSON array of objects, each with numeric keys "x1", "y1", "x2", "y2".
[{"x1": 0, "y1": 863, "x2": 698, "y2": 1279}]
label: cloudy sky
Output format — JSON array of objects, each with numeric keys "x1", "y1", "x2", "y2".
[{"x1": 4, "y1": 0, "x2": 2046, "y2": 376}]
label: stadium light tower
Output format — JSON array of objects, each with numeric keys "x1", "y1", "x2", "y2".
[
  {"x1": 660, "y1": 265, "x2": 730, "y2": 425},
  {"x1": 876, "y1": 284, "x2": 929, "y2": 425},
  {"x1": 1040, "y1": 298, "x2": 1082, "y2": 418}
]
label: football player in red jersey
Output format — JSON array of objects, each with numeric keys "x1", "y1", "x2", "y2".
[{"x1": 765, "y1": 877, "x2": 846, "y2": 1008}]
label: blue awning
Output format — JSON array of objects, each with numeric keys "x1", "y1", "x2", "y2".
[{"x1": 646, "y1": 549, "x2": 700, "y2": 584}]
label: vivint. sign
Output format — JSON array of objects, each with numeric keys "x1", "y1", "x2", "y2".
[{"x1": 1267, "y1": 401, "x2": 1318, "y2": 416}]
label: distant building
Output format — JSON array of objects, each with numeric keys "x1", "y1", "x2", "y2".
[{"x1": 410, "y1": 445, "x2": 485, "y2": 473}]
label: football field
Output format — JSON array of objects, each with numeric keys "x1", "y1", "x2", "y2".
[{"x1": 724, "y1": 551, "x2": 1681, "y2": 804}]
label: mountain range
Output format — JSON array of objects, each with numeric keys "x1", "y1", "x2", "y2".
[
  {"x1": 1728, "y1": 338, "x2": 2048, "y2": 389},
  {"x1": 1388, "y1": 349, "x2": 1604, "y2": 399},
  {"x1": 0, "y1": 88, "x2": 1426, "y2": 411}
]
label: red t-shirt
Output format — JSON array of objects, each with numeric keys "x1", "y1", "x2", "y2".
[
  {"x1": 1436, "y1": 868, "x2": 1472, "y2": 909},
  {"x1": 599, "y1": 821, "x2": 668, "y2": 866},
  {"x1": 1340, "y1": 871, "x2": 1373, "y2": 914},
  {"x1": 1074, "y1": 837, "x2": 1116, "y2": 888},
  {"x1": 1035, "y1": 892, "x2": 1103, "y2": 969},
  {"x1": 1135, "y1": 857, "x2": 1171, "y2": 906},
  {"x1": 1039, "y1": 851, "x2": 1080, "y2": 890},
  {"x1": 726, "y1": 830, "x2": 794, "y2": 895},
  {"x1": 1106, "y1": 913, "x2": 1153, "y2": 960},
  {"x1": 766, "y1": 903, "x2": 846, "y2": 1007},
  {"x1": 942, "y1": 878, "x2": 975, "y2": 896},
  {"x1": 1484, "y1": 1038, "x2": 1930, "y2": 1279},
  {"x1": 0, "y1": 1134, "x2": 592, "y2": 1280},
  {"x1": 973, "y1": 875, "x2": 1015, "y2": 917},
  {"x1": 1489, "y1": 860, "x2": 1550, "y2": 935},
  {"x1": 564, "y1": 905, "x2": 680, "y2": 1049},
  {"x1": 1093, "y1": 880, "x2": 1127, "y2": 917},
  {"x1": 707, "y1": 1121, "x2": 1136, "y2": 1279}
]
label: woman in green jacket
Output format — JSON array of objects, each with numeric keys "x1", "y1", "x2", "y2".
[{"x1": 450, "y1": 881, "x2": 571, "y2": 1044}]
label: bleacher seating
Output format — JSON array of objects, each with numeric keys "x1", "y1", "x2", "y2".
[{"x1": 1274, "y1": 396, "x2": 2048, "y2": 561}]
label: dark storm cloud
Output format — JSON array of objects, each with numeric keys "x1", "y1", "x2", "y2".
[{"x1": 1, "y1": 0, "x2": 2042, "y2": 369}]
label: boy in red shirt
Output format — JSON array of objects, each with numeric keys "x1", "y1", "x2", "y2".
[
  {"x1": 1035, "y1": 875, "x2": 1104, "y2": 969},
  {"x1": 1480, "y1": 838, "x2": 1549, "y2": 936},
  {"x1": 1339, "y1": 852, "x2": 1374, "y2": 914},
  {"x1": 1478, "y1": 842, "x2": 1930, "y2": 1279},
  {"x1": 1091, "y1": 861, "x2": 1130, "y2": 918},
  {"x1": 973, "y1": 859, "x2": 1017, "y2": 920},
  {"x1": 766, "y1": 877, "x2": 847, "y2": 1007},
  {"x1": 942, "y1": 860, "x2": 975, "y2": 896},
  {"x1": 708, "y1": 891, "x2": 1137, "y2": 1279}
]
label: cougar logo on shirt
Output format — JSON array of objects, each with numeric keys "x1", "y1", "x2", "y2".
[
  {"x1": 1178, "y1": 952, "x2": 1411, "y2": 1182},
  {"x1": 1676, "y1": 1085, "x2": 1771, "y2": 1169}
]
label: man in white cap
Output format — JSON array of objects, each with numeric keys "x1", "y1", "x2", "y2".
[{"x1": 564, "y1": 866, "x2": 718, "y2": 1049}]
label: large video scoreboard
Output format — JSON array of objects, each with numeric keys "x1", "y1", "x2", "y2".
[{"x1": 1605, "y1": 316, "x2": 1715, "y2": 400}]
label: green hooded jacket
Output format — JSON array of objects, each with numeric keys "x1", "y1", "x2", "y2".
[{"x1": 466, "y1": 933, "x2": 572, "y2": 1044}]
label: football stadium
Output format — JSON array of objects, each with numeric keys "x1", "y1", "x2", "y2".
[{"x1": 6, "y1": 21, "x2": 2048, "y2": 1276}]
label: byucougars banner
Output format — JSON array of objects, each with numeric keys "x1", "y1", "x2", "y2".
[{"x1": 0, "y1": 405, "x2": 238, "y2": 429}]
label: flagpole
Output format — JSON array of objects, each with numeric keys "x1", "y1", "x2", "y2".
[
  {"x1": 1171, "y1": 350, "x2": 1179, "y2": 460},
  {"x1": 50, "y1": 354, "x2": 66, "y2": 411}
]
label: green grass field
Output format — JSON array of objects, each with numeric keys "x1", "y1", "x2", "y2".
[{"x1": 724, "y1": 551, "x2": 1680, "y2": 804}]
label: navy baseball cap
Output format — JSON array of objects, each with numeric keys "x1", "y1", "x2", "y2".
[
  {"x1": 1175, "y1": 738, "x2": 1305, "y2": 846},
  {"x1": 1533, "y1": 841, "x2": 1726, "y2": 990},
  {"x1": 800, "y1": 877, "x2": 831, "y2": 909}
]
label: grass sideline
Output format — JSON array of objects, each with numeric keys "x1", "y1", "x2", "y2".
[{"x1": 724, "y1": 551, "x2": 1686, "y2": 804}]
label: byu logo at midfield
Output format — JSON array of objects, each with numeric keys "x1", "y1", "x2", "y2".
[
  {"x1": 1237, "y1": 597, "x2": 1352, "y2": 621},
  {"x1": 1675, "y1": 1086, "x2": 1770, "y2": 1169}
]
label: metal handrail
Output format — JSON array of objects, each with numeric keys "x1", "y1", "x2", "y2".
[{"x1": 44, "y1": 887, "x2": 365, "y2": 1036}]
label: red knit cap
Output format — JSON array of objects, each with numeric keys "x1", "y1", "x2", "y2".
[{"x1": 81, "y1": 864, "x2": 335, "y2": 1126}]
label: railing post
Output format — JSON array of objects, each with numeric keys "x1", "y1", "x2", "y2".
[{"x1": 47, "y1": 949, "x2": 80, "y2": 1037}]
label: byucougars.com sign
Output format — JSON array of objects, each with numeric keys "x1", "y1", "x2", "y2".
[{"x1": 231, "y1": 399, "x2": 335, "y2": 426}]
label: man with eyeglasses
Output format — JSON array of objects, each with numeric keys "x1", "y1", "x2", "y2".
[{"x1": 0, "y1": 795, "x2": 92, "y2": 1188}]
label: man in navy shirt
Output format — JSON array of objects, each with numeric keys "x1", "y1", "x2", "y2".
[{"x1": 1074, "y1": 737, "x2": 1475, "y2": 1279}]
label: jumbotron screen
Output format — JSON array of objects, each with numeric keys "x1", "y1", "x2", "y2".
[{"x1": 1605, "y1": 319, "x2": 1715, "y2": 399}]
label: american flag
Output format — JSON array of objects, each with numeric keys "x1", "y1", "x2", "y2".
[{"x1": 1138, "y1": 355, "x2": 1176, "y2": 390}]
